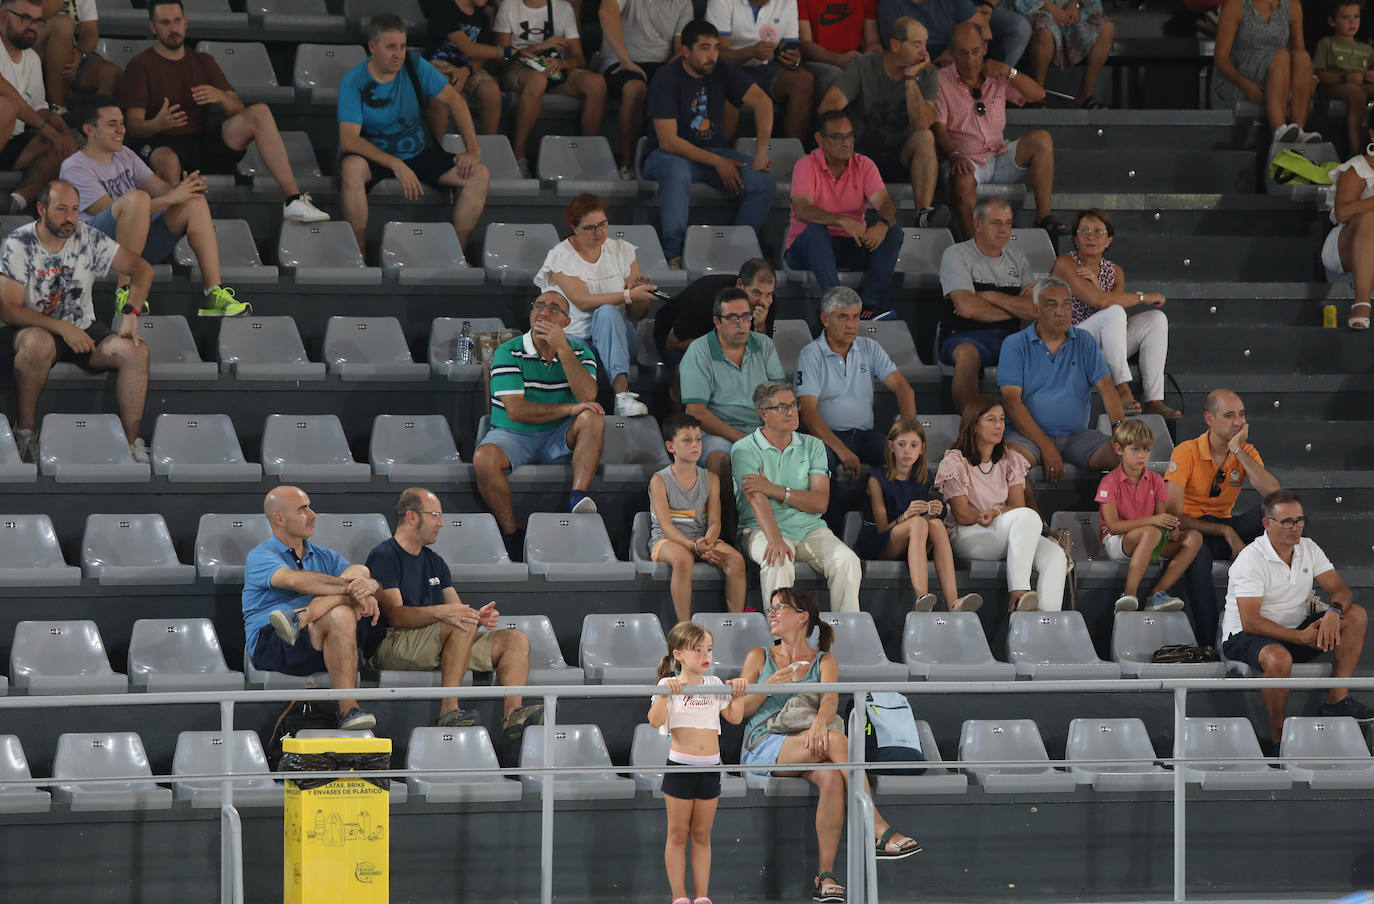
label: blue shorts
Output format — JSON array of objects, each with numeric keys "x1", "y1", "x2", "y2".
[
  {"x1": 743, "y1": 60, "x2": 787, "y2": 93},
  {"x1": 478, "y1": 419, "x2": 574, "y2": 472},
  {"x1": 88, "y1": 207, "x2": 182, "y2": 265},
  {"x1": 740, "y1": 731, "x2": 787, "y2": 776},
  {"x1": 1222, "y1": 612, "x2": 1327, "y2": 673},
  {"x1": 701, "y1": 433, "x2": 735, "y2": 463},
  {"x1": 1002, "y1": 427, "x2": 1110, "y2": 471},
  {"x1": 939, "y1": 328, "x2": 1011, "y2": 368},
  {"x1": 250, "y1": 618, "x2": 384, "y2": 677}
]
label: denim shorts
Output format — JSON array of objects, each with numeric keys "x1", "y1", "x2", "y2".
[
  {"x1": 938, "y1": 327, "x2": 1011, "y2": 367},
  {"x1": 1002, "y1": 427, "x2": 1109, "y2": 471},
  {"x1": 740, "y1": 731, "x2": 787, "y2": 775},
  {"x1": 478, "y1": 419, "x2": 574, "y2": 472},
  {"x1": 700, "y1": 433, "x2": 735, "y2": 463},
  {"x1": 88, "y1": 207, "x2": 181, "y2": 265}
]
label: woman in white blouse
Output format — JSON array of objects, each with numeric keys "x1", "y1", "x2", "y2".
[
  {"x1": 933, "y1": 395, "x2": 1067, "y2": 614},
  {"x1": 534, "y1": 193, "x2": 658, "y2": 416}
]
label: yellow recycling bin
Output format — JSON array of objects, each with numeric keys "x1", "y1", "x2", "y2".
[{"x1": 282, "y1": 736, "x2": 391, "y2": 904}]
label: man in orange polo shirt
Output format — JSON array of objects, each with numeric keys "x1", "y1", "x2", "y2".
[{"x1": 1165, "y1": 388, "x2": 1281, "y2": 647}]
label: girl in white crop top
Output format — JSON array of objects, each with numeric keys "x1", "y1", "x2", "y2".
[{"x1": 647, "y1": 621, "x2": 747, "y2": 904}]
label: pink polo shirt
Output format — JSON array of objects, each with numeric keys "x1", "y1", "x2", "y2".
[
  {"x1": 785, "y1": 148, "x2": 886, "y2": 249},
  {"x1": 1095, "y1": 465, "x2": 1168, "y2": 542},
  {"x1": 934, "y1": 65, "x2": 1022, "y2": 167}
]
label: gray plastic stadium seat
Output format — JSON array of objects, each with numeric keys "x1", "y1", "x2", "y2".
[
  {"x1": 1008, "y1": 228, "x2": 1056, "y2": 276},
  {"x1": 1112, "y1": 611, "x2": 1224, "y2": 678},
  {"x1": 429, "y1": 512, "x2": 529, "y2": 582},
  {"x1": 919, "y1": 414, "x2": 961, "y2": 460},
  {"x1": 173, "y1": 219, "x2": 279, "y2": 284},
  {"x1": 903, "y1": 612, "x2": 1016, "y2": 681},
  {"x1": 238, "y1": 131, "x2": 330, "y2": 194},
  {"x1": 518, "y1": 724, "x2": 636, "y2": 799},
  {"x1": 602, "y1": 415, "x2": 671, "y2": 481},
  {"x1": 428, "y1": 316, "x2": 507, "y2": 380},
  {"x1": 773, "y1": 319, "x2": 814, "y2": 374},
  {"x1": 343, "y1": 0, "x2": 424, "y2": 30},
  {"x1": 94, "y1": 38, "x2": 155, "y2": 69},
  {"x1": 869, "y1": 719, "x2": 969, "y2": 795},
  {"x1": 483, "y1": 223, "x2": 560, "y2": 285},
  {"x1": 0, "y1": 418, "x2": 36, "y2": 482},
  {"x1": 490, "y1": 615, "x2": 581, "y2": 684},
  {"x1": 39, "y1": 414, "x2": 150, "y2": 482},
  {"x1": 180, "y1": 0, "x2": 247, "y2": 27},
  {"x1": 406, "y1": 726, "x2": 523, "y2": 802},
  {"x1": 734, "y1": 137, "x2": 805, "y2": 190},
  {"x1": 819, "y1": 612, "x2": 908, "y2": 682},
  {"x1": 51, "y1": 732, "x2": 172, "y2": 811},
  {"x1": 1280, "y1": 717, "x2": 1374, "y2": 788},
  {"x1": 605, "y1": 224, "x2": 687, "y2": 288},
  {"x1": 896, "y1": 228, "x2": 956, "y2": 289},
  {"x1": 630, "y1": 723, "x2": 746, "y2": 797},
  {"x1": 1066, "y1": 718, "x2": 1171, "y2": 791},
  {"x1": 219, "y1": 316, "x2": 326, "y2": 380},
  {"x1": 579, "y1": 613, "x2": 667, "y2": 684},
  {"x1": 1095, "y1": 413, "x2": 1173, "y2": 471},
  {"x1": 1180, "y1": 717, "x2": 1293, "y2": 790},
  {"x1": 0, "y1": 515, "x2": 81, "y2": 586},
  {"x1": 537, "y1": 135, "x2": 637, "y2": 197},
  {"x1": 195, "y1": 41, "x2": 291, "y2": 103},
  {"x1": 743, "y1": 766, "x2": 814, "y2": 796},
  {"x1": 81, "y1": 514, "x2": 197, "y2": 585},
  {"x1": 682, "y1": 226, "x2": 764, "y2": 281},
  {"x1": 309, "y1": 513, "x2": 391, "y2": 566},
  {"x1": 630, "y1": 511, "x2": 723, "y2": 585},
  {"x1": 11, "y1": 620, "x2": 127, "y2": 695},
  {"x1": 1007, "y1": 611, "x2": 1121, "y2": 680},
  {"x1": 172, "y1": 730, "x2": 282, "y2": 807},
  {"x1": 525, "y1": 513, "x2": 636, "y2": 582},
  {"x1": 381, "y1": 222, "x2": 484, "y2": 286},
  {"x1": 136, "y1": 315, "x2": 219, "y2": 379},
  {"x1": 243, "y1": 645, "x2": 332, "y2": 690},
  {"x1": 151, "y1": 413, "x2": 262, "y2": 482},
  {"x1": 958, "y1": 720, "x2": 1077, "y2": 793},
  {"x1": 293, "y1": 43, "x2": 366, "y2": 104},
  {"x1": 247, "y1": 0, "x2": 348, "y2": 35},
  {"x1": 441, "y1": 133, "x2": 539, "y2": 196},
  {"x1": 94, "y1": 0, "x2": 149, "y2": 32},
  {"x1": 323, "y1": 316, "x2": 428, "y2": 381},
  {"x1": 0, "y1": 735, "x2": 50, "y2": 813},
  {"x1": 279, "y1": 221, "x2": 383, "y2": 285},
  {"x1": 857, "y1": 321, "x2": 940, "y2": 383},
  {"x1": 369, "y1": 414, "x2": 470, "y2": 482},
  {"x1": 128, "y1": 618, "x2": 243, "y2": 691},
  {"x1": 194, "y1": 513, "x2": 272, "y2": 583},
  {"x1": 261, "y1": 415, "x2": 371, "y2": 482},
  {"x1": 691, "y1": 612, "x2": 770, "y2": 679}
]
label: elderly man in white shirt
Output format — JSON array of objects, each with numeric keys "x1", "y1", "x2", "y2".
[{"x1": 1220, "y1": 489, "x2": 1373, "y2": 756}]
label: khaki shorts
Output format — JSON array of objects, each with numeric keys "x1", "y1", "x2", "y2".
[
  {"x1": 501, "y1": 60, "x2": 589, "y2": 95},
  {"x1": 430, "y1": 58, "x2": 497, "y2": 99},
  {"x1": 370, "y1": 624, "x2": 496, "y2": 672}
]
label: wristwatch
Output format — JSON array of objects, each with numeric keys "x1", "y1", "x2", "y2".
[
  {"x1": 879, "y1": 216, "x2": 895, "y2": 227},
  {"x1": 119, "y1": 302, "x2": 143, "y2": 315},
  {"x1": 1008, "y1": 66, "x2": 1019, "y2": 79}
]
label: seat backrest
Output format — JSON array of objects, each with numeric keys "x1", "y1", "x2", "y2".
[
  {"x1": 1047, "y1": 511, "x2": 1106, "y2": 563},
  {"x1": 324, "y1": 316, "x2": 416, "y2": 367},
  {"x1": 309, "y1": 513, "x2": 391, "y2": 566},
  {"x1": 602, "y1": 416, "x2": 670, "y2": 469},
  {"x1": 895, "y1": 228, "x2": 956, "y2": 274},
  {"x1": 819, "y1": 611, "x2": 889, "y2": 664},
  {"x1": 0, "y1": 734, "x2": 33, "y2": 784},
  {"x1": 95, "y1": 38, "x2": 155, "y2": 69},
  {"x1": 1007, "y1": 611, "x2": 1100, "y2": 664},
  {"x1": 526, "y1": 513, "x2": 620, "y2": 565},
  {"x1": 491, "y1": 614, "x2": 571, "y2": 669},
  {"x1": 250, "y1": 0, "x2": 331, "y2": 16},
  {"x1": 12, "y1": 621, "x2": 114, "y2": 679},
  {"x1": 441, "y1": 134, "x2": 525, "y2": 181},
  {"x1": 917, "y1": 414, "x2": 961, "y2": 460},
  {"x1": 261, "y1": 414, "x2": 356, "y2": 467},
  {"x1": 171, "y1": 730, "x2": 268, "y2": 777},
  {"x1": 174, "y1": 219, "x2": 266, "y2": 271},
  {"x1": 430, "y1": 512, "x2": 516, "y2": 567},
  {"x1": 682, "y1": 225, "x2": 764, "y2": 275},
  {"x1": 407, "y1": 726, "x2": 502, "y2": 773},
  {"x1": 773, "y1": 319, "x2": 814, "y2": 373},
  {"x1": 343, "y1": 0, "x2": 424, "y2": 27},
  {"x1": 1182, "y1": 717, "x2": 1263, "y2": 760},
  {"x1": 1065, "y1": 718, "x2": 1158, "y2": 765},
  {"x1": 238, "y1": 132, "x2": 322, "y2": 180},
  {"x1": 39, "y1": 414, "x2": 132, "y2": 467},
  {"x1": 128, "y1": 619, "x2": 231, "y2": 678},
  {"x1": 136, "y1": 315, "x2": 204, "y2": 365},
  {"x1": 903, "y1": 611, "x2": 997, "y2": 665},
  {"x1": 734, "y1": 137, "x2": 805, "y2": 182},
  {"x1": 152, "y1": 414, "x2": 251, "y2": 471},
  {"x1": 278, "y1": 221, "x2": 368, "y2": 270},
  {"x1": 82, "y1": 514, "x2": 182, "y2": 569},
  {"x1": 1111, "y1": 611, "x2": 1199, "y2": 661},
  {"x1": 483, "y1": 223, "x2": 560, "y2": 276},
  {"x1": 370, "y1": 415, "x2": 462, "y2": 469},
  {"x1": 53, "y1": 732, "x2": 154, "y2": 781},
  {"x1": 1281, "y1": 717, "x2": 1373, "y2": 763},
  {"x1": 605, "y1": 225, "x2": 669, "y2": 271},
  {"x1": 194, "y1": 513, "x2": 271, "y2": 575},
  {"x1": 857, "y1": 321, "x2": 921, "y2": 371},
  {"x1": 631, "y1": 722, "x2": 670, "y2": 765},
  {"x1": 219, "y1": 316, "x2": 311, "y2": 369},
  {"x1": 536, "y1": 135, "x2": 619, "y2": 181},
  {"x1": 1008, "y1": 228, "x2": 1057, "y2": 276},
  {"x1": 429, "y1": 317, "x2": 508, "y2": 373},
  {"x1": 691, "y1": 612, "x2": 771, "y2": 676},
  {"x1": 580, "y1": 614, "x2": 668, "y2": 670},
  {"x1": 292, "y1": 43, "x2": 366, "y2": 90},
  {"x1": 0, "y1": 514, "x2": 69, "y2": 568},
  {"x1": 958, "y1": 719, "x2": 1051, "y2": 766},
  {"x1": 518, "y1": 724, "x2": 614, "y2": 770},
  {"x1": 1094, "y1": 412, "x2": 1174, "y2": 463},
  {"x1": 381, "y1": 221, "x2": 470, "y2": 273},
  {"x1": 195, "y1": 41, "x2": 277, "y2": 86}
]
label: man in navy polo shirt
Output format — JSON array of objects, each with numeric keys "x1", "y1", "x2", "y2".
[
  {"x1": 795, "y1": 286, "x2": 916, "y2": 475},
  {"x1": 998, "y1": 276, "x2": 1123, "y2": 484},
  {"x1": 242, "y1": 485, "x2": 383, "y2": 731}
]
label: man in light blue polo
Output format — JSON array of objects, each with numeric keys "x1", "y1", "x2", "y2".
[
  {"x1": 999, "y1": 276, "x2": 1124, "y2": 484},
  {"x1": 681, "y1": 286, "x2": 785, "y2": 481},
  {"x1": 795, "y1": 285, "x2": 917, "y2": 476}
]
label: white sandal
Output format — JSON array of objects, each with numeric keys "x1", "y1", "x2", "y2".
[{"x1": 1350, "y1": 302, "x2": 1371, "y2": 331}]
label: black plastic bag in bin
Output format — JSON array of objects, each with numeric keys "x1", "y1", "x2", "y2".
[{"x1": 278, "y1": 747, "x2": 391, "y2": 791}]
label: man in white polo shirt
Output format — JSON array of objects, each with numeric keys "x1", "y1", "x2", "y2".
[
  {"x1": 707, "y1": 0, "x2": 815, "y2": 139},
  {"x1": 1221, "y1": 490, "x2": 1373, "y2": 756}
]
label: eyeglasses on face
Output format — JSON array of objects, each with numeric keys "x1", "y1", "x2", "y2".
[
  {"x1": 821, "y1": 131, "x2": 856, "y2": 142},
  {"x1": 531, "y1": 300, "x2": 568, "y2": 314},
  {"x1": 575, "y1": 220, "x2": 609, "y2": 233},
  {"x1": 716, "y1": 312, "x2": 752, "y2": 324},
  {"x1": 761, "y1": 401, "x2": 799, "y2": 413},
  {"x1": 8, "y1": 10, "x2": 45, "y2": 26},
  {"x1": 766, "y1": 601, "x2": 800, "y2": 615},
  {"x1": 1076, "y1": 228, "x2": 1109, "y2": 237},
  {"x1": 417, "y1": 510, "x2": 443, "y2": 518},
  {"x1": 1271, "y1": 516, "x2": 1307, "y2": 529}
]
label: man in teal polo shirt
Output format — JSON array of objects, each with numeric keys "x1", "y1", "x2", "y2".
[
  {"x1": 732, "y1": 380, "x2": 863, "y2": 611},
  {"x1": 473, "y1": 290, "x2": 605, "y2": 559},
  {"x1": 680, "y1": 287, "x2": 785, "y2": 481}
]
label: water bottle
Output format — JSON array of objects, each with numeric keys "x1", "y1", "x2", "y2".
[
  {"x1": 1149, "y1": 528, "x2": 1171, "y2": 562},
  {"x1": 456, "y1": 320, "x2": 473, "y2": 365}
]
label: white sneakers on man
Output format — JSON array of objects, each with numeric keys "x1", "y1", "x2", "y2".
[
  {"x1": 614, "y1": 391, "x2": 648, "y2": 417},
  {"x1": 283, "y1": 193, "x2": 329, "y2": 222}
]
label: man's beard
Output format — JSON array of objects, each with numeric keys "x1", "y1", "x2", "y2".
[{"x1": 44, "y1": 217, "x2": 75, "y2": 238}]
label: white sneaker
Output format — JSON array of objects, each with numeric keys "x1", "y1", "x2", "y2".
[
  {"x1": 283, "y1": 193, "x2": 329, "y2": 223},
  {"x1": 1114, "y1": 594, "x2": 1140, "y2": 612},
  {"x1": 13, "y1": 427, "x2": 36, "y2": 463},
  {"x1": 1273, "y1": 123, "x2": 1300, "y2": 144},
  {"x1": 614, "y1": 391, "x2": 649, "y2": 417},
  {"x1": 618, "y1": 165, "x2": 635, "y2": 181},
  {"x1": 1298, "y1": 128, "x2": 1324, "y2": 143},
  {"x1": 515, "y1": 157, "x2": 532, "y2": 179},
  {"x1": 129, "y1": 437, "x2": 150, "y2": 464}
]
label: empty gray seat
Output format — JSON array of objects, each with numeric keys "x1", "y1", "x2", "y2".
[
  {"x1": 896, "y1": 228, "x2": 956, "y2": 289},
  {"x1": 0, "y1": 735, "x2": 50, "y2": 813},
  {"x1": 173, "y1": 219, "x2": 278, "y2": 285},
  {"x1": 247, "y1": 0, "x2": 348, "y2": 34},
  {"x1": 1066, "y1": 718, "x2": 1171, "y2": 791},
  {"x1": 243, "y1": 645, "x2": 332, "y2": 690},
  {"x1": 196, "y1": 42, "x2": 292, "y2": 103},
  {"x1": 440, "y1": 133, "x2": 539, "y2": 196},
  {"x1": 429, "y1": 512, "x2": 529, "y2": 582},
  {"x1": 194, "y1": 513, "x2": 271, "y2": 583},
  {"x1": 137, "y1": 315, "x2": 218, "y2": 379},
  {"x1": 261, "y1": 415, "x2": 371, "y2": 482},
  {"x1": 219, "y1": 316, "x2": 326, "y2": 381},
  {"x1": 323, "y1": 316, "x2": 428, "y2": 381},
  {"x1": 94, "y1": 37, "x2": 155, "y2": 69},
  {"x1": 605, "y1": 224, "x2": 687, "y2": 288},
  {"x1": 128, "y1": 618, "x2": 244, "y2": 692},
  {"x1": 773, "y1": 319, "x2": 814, "y2": 374},
  {"x1": 279, "y1": 221, "x2": 383, "y2": 285},
  {"x1": 151, "y1": 413, "x2": 262, "y2": 482},
  {"x1": 428, "y1": 316, "x2": 507, "y2": 380},
  {"x1": 958, "y1": 720, "x2": 1077, "y2": 793},
  {"x1": 11, "y1": 620, "x2": 126, "y2": 695},
  {"x1": 51, "y1": 732, "x2": 172, "y2": 811},
  {"x1": 0, "y1": 418, "x2": 36, "y2": 482},
  {"x1": 630, "y1": 723, "x2": 746, "y2": 797},
  {"x1": 1007, "y1": 611, "x2": 1121, "y2": 680},
  {"x1": 691, "y1": 612, "x2": 771, "y2": 679},
  {"x1": 1008, "y1": 228, "x2": 1056, "y2": 276},
  {"x1": 370, "y1": 414, "x2": 470, "y2": 482},
  {"x1": 381, "y1": 222, "x2": 484, "y2": 286},
  {"x1": 518, "y1": 724, "x2": 636, "y2": 799},
  {"x1": 0, "y1": 515, "x2": 81, "y2": 586},
  {"x1": 1180, "y1": 717, "x2": 1293, "y2": 790},
  {"x1": 483, "y1": 223, "x2": 560, "y2": 285},
  {"x1": 857, "y1": 321, "x2": 940, "y2": 383},
  {"x1": 406, "y1": 726, "x2": 523, "y2": 802},
  {"x1": 238, "y1": 131, "x2": 330, "y2": 194},
  {"x1": 537, "y1": 135, "x2": 637, "y2": 197},
  {"x1": 1112, "y1": 611, "x2": 1224, "y2": 678},
  {"x1": 525, "y1": 513, "x2": 636, "y2": 582},
  {"x1": 868, "y1": 719, "x2": 969, "y2": 795},
  {"x1": 39, "y1": 413, "x2": 150, "y2": 482},
  {"x1": 682, "y1": 226, "x2": 764, "y2": 280},
  {"x1": 490, "y1": 614, "x2": 582, "y2": 684},
  {"x1": 172, "y1": 730, "x2": 282, "y2": 807},
  {"x1": 631, "y1": 511, "x2": 723, "y2": 585},
  {"x1": 179, "y1": 0, "x2": 247, "y2": 27},
  {"x1": 292, "y1": 43, "x2": 366, "y2": 104},
  {"x1": 95, "y1": 0, "x2": 152, "y2": 31},
  {"x1": 819, "y1": 612, "x2": 908, "y2": 682},
  {"x1": 343, "y1": 0, "x2": 424, "y2": 29},
  {"x1": 1280, "y1": 716, "x2": 1374, "y2": 788},
  {"x1": 309, "y1": 513, "x2": 391, "y2": 566},
  {"x1": 903, "y1": 612, "x2": 1016, "y2": 681},
  {"x1": 733, "y1": 136, "x2": 805, "y2": 189},
  {"x1": 81, "y1": 514, "x2": 197, "y2": 585},
  {"x1": 602, "y1": 415, "x2": 671, "y2": 481},
  {"x1": 579, "y1": 613, "x2": 667, "y2": 684}
]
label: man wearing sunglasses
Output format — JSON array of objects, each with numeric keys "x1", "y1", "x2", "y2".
[{"x1": 1165, "y1": 388, "x2": 1281, "y2": 648}]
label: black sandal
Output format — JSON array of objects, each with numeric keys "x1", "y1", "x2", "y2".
[
  {"x1": 1035, "y1": 215, "x2": 1069, "y2": 236},
  {"x1": 875, "y1": 826, "x2": 923, "y2": 860},
  {"x1": 813, "y1": 871, "x2": 845, "y2": 903},
  {"x1": 1077, "y1": 95, "x2": 1109, "y2": 110}
]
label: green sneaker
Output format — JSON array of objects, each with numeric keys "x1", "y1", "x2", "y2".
[
  {"x1": 197, "y1": 285, "x2": 251, "y2": 317},
  {"x1": 113, "y1": 286, "x2": 147, "y2": 316}
]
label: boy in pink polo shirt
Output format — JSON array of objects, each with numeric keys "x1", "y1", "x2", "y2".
[{"x1": 1096, "y1": 419, "x2": 1203, "y2": 612}]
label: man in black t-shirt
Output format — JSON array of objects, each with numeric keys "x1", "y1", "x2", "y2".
[
  {"x1": 364, "y1": 487, "x2": 544, "y2": 739},
  {"x1": 425, "y1": 0, "x2": 503, "y2": 135},
  {"x1": 654, "y1": 257, "x2": 777, "y2": 355}
]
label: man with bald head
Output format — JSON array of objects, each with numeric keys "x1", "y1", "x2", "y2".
[
  {"x1": 1166, "y1": 389, "x2": 1282, "y2": 645},
  {"x1": 363, "y1": 488, "x2": 544, "y2": 739},
  {"x1": 242, "y1": 485, "x2": 383, "y2": 730}
]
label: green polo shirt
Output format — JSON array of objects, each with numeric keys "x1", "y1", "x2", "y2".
[
  {"x1": 488, "y1": 331, "x2": 598, "y2": 434},
  {"x1": 679, "y1": 330, "x2": 784, "y2": 434},
  {"x1": 731, "y1": 428, "x2": 829, "y2": 540}
]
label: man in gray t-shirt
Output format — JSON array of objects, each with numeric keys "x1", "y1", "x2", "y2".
[
  {"x1": 819, "y1": 17, "x2": 946, "y2": 228},
  {"x1": 598, "y1": 0, "x2": 693, "y2": 172}
]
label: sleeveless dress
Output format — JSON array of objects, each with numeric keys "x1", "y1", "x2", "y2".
[
  {"x1": 1013, "y1": 0, "x2": 1108, "y2": 68},
  {"x1": 1209, "y1": 0, "x2": 1291, "y2": 109},
  {"x1": 856, "y1": 470, "x2": 936, "y2": 559},
  {"x1": 1321, "y1": 155, "x2": 1374, "y2": 276},
  {"x1": 739, "y1": 651, "x2": 828, "y2": 772}
]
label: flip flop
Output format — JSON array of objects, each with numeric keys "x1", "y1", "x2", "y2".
[
  {"x1": 1119, "y1": 397, "x2": 1143, "y2": 416},
  {"x1": 1141, "y1": 400, "x2": 1183, "y2": 420},
  {"x1": 875, "y1": 827, "x2": 923, "y2": 860},
  {"x1": 1350, "y1": 302, "x2": 1371, "y2": 331}
]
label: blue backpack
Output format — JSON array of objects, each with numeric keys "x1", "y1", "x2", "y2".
[{"x1": 862, "y1": 692, "x2": 926, "y2": 775}]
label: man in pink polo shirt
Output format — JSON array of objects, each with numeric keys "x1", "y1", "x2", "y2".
[
  {"x1": 783, "y1": 108, "x2": 903, "y2": 308},
  {"x1": 933, "y1": 22, "x2": 1060, "y2": 240}
]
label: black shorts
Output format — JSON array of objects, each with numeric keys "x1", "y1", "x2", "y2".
[
  {"x1": 660, "y1": 756, "x2": 722, "y2": 800},
  {"x1": 604, "y1": 61, "x2": 662, "y2": 98},
  {"x1": 1222, "y1": 612, "x2": 1328, "y2": 672},
  {"x1": 0, "y1": 130, "x2": 36, "y2": 170},
  {"x1": 141, "y1": 131, "x2": 247, "y2": 175},
  {"x1": 250, "y1": 619, "x2": 385, "y2": 677},
  {"x1": 0, "y1": 320, "x2": 115, "y2": 372},
  {"x1": 339, "y1": 143, "x2": 456, "y2": 193}
]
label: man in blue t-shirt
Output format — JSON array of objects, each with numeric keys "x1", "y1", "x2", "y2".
[
  {"x1": 364, "y1": 488, "x2": 545, "y2": 739},
  {"x1": 641, "y1": 19, "x2": 777, "y2": 265},
  {"x1": 241, "y1": 486, "x2": 384, "y2": 731},
  {"x1": 338, "y1": 13, "x2": 491, "y2": 255}
]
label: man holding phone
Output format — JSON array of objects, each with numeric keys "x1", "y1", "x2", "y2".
[{"x1": 707, "y1": 0, "x2": 815, "y2": 139}]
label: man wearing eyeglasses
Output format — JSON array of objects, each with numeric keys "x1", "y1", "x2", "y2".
[
  {"x1": 0, "y1": 0, "x2": 77, "y2": 215},
  {"x1": 1221, "y1": 490, "x2": 1373, "y2": 756},
  {"x1": 1166, "y1": 388, "x2": 1281, "y2": 647}
]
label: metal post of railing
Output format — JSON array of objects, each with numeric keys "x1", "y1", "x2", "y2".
[
  {"x1": 218, "y1": 699, "x2": 243, "y2": 904},
  {"x1": 541, "y1": 692, "x2": 557, "y2": 904},
  {"x1": 1172, "y1": 686, "x2": 1187, "y2": 903},
  {"x1": 847, "y1": 696, "x2": 865, "y2": 904}
]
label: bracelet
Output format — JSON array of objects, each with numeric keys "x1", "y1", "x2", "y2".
[
  {"x1": 1137, "y1": 291, "x2": 1145, "y2": 303},
  {"x1": 784, "y1": 487, "x2": 792, "y2": 505},
  {"x1": 1327, "y1": 607, "x2": 1343, "y2": 617}
]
